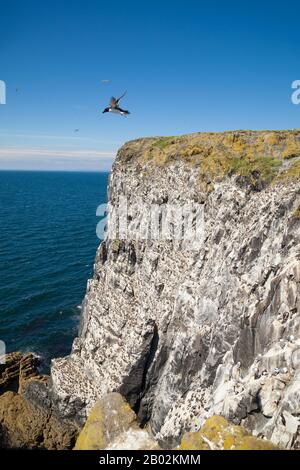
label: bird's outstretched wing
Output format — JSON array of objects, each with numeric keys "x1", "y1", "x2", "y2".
[
  {"x1": 110, "y1": 96, "x2": 117, "y2": 108},
  {"x1": 116, "y1": 90, "x2": 127, "y2": 104},
  {"x1": 110, "y1": 91, "x2": 127, "y2": 108}
]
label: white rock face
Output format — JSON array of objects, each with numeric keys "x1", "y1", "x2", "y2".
[
  {"x1": 105, "y1": 429, "x2": 158, "y2": 450},
  {"x1": 51, "y1": 133, "x2": 300, "y2": 448}
]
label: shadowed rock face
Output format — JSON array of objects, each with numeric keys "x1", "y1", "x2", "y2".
[
  {"x1": 0, "y1": 353, "x2": 78, "y2": 449},
  {"x1": 0, "y1": 391, "x2": 77, "y2": 449},
  {"x1": 51, "y1": 130, "x2": 300, "y2": 448}
]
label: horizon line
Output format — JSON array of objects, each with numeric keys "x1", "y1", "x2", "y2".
[{"x1": 0, "y1": 168, "x2": 111, "y2": 173}]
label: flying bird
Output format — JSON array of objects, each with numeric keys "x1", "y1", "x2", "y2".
[
  {"x1": 102, "y1": 91, "x2": 130, "y2": 116},
  {"x1": 101, "y1": 79, "x2": 110, "y2": 83},
  {"x1": 74, "y1": 129, "x2": 79, "y2": 133}
]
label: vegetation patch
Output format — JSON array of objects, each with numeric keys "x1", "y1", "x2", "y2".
[
  {"x1": 132, "y1": 130, "x2": 300, "y2": 188},
  {"x1": 198, "y1": 149, "x2": 281, "y2": 187},
  {"x1": 277, "y1": 159, "x2": 300, "y2": 182},
  {"x1": 230, "y1": 154, "x2": 281, "y2": 183},
  {"x1": 153, "y1": 137, "x2": 176, "y2": 149}
]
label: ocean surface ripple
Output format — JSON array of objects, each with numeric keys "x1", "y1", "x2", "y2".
[{"x1": 0, "y1": 171, "x2": 108, "y2": 368}]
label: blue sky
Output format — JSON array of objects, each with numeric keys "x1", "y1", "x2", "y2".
[{"x1": 0, "y1": 0, "x2": 300, "y2": 171}]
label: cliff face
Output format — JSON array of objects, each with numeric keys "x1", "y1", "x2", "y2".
[{"x1": 51, "y1": 130, "x2": 300, "y2": 448}]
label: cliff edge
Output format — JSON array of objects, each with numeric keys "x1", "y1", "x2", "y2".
[{"x1": 51, "y1": 130, "x2": 300, "y2": 448}]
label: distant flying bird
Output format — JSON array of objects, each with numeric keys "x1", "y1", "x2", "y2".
[
  {"x1": 101, "y1": 79, "x2": 110, "y2": 83},
  {"x1": 102, "y1": 91, "x2": 130, "y2": 116},
  {"x1": 74, "y1": 129, "x2": 79, "y2": 133}
]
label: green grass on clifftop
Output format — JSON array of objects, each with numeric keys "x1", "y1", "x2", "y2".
[{"x1": 120, "y1": 130, "x2": 300, "y2": 188}]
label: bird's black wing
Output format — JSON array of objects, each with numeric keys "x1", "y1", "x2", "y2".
[
  {"x1": 110, "y1": 96, "x2": 117, "y2": 108},
  {"x1": 115, "y1": 90, "x2": 127, "y2": 105}
]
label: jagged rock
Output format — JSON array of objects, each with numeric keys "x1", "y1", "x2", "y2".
[
  {"x1": 0, "y1": 352, "x2": 37, "y2": 393},
  {"x1": 0, "y1": 352, "x2": 22, "y2": 393},
  {"x1": 0, "y1": 391, "x2": 78, "y2": 449},
  {"x1": 0, "y1": 352, "x2": 44, "y2": 395},
  {"x1": 0, "y1": 352, "x2": 79, "y2": 449},
  {"x1": 50, "y1": 130, "x2": 300, "y2": 448},
  {"x1": 18, "y1": 354, "x2": 45, "y2": 394},
  {"x1": 178, "y1": 416, "x2": 279, "y2": 450},
  {"x1": 74, "y1": 392, "x2": 160, "y2": 450}
]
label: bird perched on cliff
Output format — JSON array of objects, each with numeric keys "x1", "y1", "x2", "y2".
[{"x1": 102, "y1": 91, "x2": 130, "y2": 116}]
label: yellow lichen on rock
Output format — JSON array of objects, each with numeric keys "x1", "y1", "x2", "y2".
[
  {"x1": 74, "y1": 393, "x2": 161, "y2": 450},
  {"x1": 74, "y1": 393, "x2": 136, "y2": 450},
  {"x1": 179, "y1": 431, "x2": 211, "y2": 450},
  {"x1": 234, "y1": 436, "x2": 278, "y2": 450},
  {"x1": 201, "y1": 415, "x2": 248, "y2": 450},
  {"x1": 73, "y1": 402, "x2": 107, "y2": 450},
  {"x1": 178, "y1": 415, "x2": 279, "y2": 450},
  {"x1": 292, "y1": 206, "x2": 300, "y2": 218}
]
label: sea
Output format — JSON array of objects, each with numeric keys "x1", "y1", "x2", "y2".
[{"x1": 0, "y1": 171, "x2": 109, "y2": 369}]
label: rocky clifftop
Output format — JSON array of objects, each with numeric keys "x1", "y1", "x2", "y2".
[{"x1": 51, "y1": 130, "x2": 300, "y2": 448}]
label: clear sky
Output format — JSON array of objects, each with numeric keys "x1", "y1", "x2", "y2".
[{"x1": 0, "y1": 0, "x2": 300, "y2": 171}]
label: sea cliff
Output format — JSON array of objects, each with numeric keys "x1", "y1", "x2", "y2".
[{"x1": 36, "y1": 130, "x2": 300, "y2": 448}]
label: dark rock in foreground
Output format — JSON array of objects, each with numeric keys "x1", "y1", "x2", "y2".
[{"x1": 0, "y1": 352, "x2": 78, "y2": 449}]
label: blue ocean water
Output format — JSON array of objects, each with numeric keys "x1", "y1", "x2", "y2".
[{"x1": 0, "y1": 171, "x2": 109, "y2": 367}]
